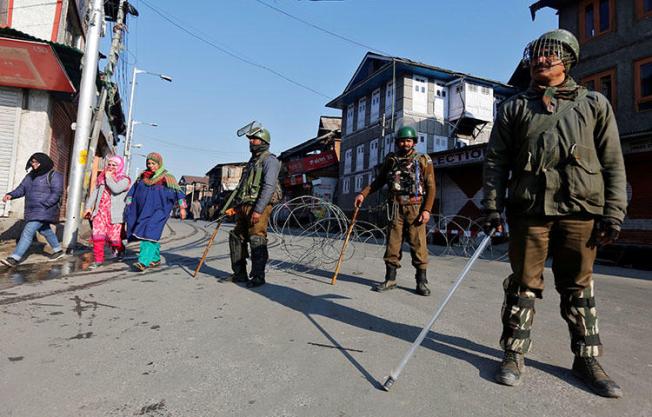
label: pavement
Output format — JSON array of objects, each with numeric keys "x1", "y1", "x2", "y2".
[{"x1": 0, "y1": 219, "x2": 650, "y2": 417}]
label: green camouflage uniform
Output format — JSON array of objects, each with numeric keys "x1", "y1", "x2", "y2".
[{"x1": 483, "y1": 78, "x2": 627, "y2": 357}]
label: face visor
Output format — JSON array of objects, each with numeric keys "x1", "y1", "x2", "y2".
[{"x1": 522, "y1": 37, "x2": 575, "y2": 71}]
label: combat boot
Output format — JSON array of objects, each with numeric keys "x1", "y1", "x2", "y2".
[
  {"x1": 374, "y1": 265, "x2": 397, "y2": 292},
  {"x1": 415, "y1": 269, "x2": 431, "y2": 296},
  {"x1": 572, "y1": 356, "x2": 623, "y2": 398},
  {"x1": 247, "y1": 236, "x2": 268, "y2": 288},
  {"x1": 495, "y1": 350, "x2": 525, "y2": 386},
  {"x1": 229, "y1": 232, "x2": 249, "y2": 283}
]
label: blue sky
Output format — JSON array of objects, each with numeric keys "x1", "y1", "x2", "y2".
[{"x1": 111, "y1": 0, "x2": 557, "y2": 178}]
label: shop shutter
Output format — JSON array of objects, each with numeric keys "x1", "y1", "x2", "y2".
[
  {"x1": 0, "y1": 88, "x2": 21, "y2": 217},
  {"x1": 50, "y1": 102, "x2": 74, "y2": 218}
]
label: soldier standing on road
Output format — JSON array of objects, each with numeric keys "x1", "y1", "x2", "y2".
[
  {"x1": 225, "y1": 125, "x2": 281, "y2": 288},
  {"x1": 354, "y1": 126, "x2": 436, "y2": 296},
  {"x1": 482, "y1": 30, "x2": 626, "y2": 398}
]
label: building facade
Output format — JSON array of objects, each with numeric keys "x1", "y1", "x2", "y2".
[
  {"x1": 205, "y1": 162, "x2": 247, "y2": 208},
  {"x1": 326, "y1": 53, "x2": 515, "y2": 224},
  {"x1": 530, "y1": 0, "x2": 652, "y2": 247}
]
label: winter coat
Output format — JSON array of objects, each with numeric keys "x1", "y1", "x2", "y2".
[
  {"x1": 124, "y1": 179, "x2": 185, "y2": 241},
  {"x1": 8, "y1": 171, "x2": 63, "y2": 223},
  {"x1": 85, "y1": 175, "x2": 130, "y2": 224},
  {"x1": 482, "y1": 86, "x2": 627, "y2": 223}
]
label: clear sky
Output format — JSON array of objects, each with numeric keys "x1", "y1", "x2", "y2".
[{"x1": 110, "y1": 0, "x2": 558, "y2": 178}]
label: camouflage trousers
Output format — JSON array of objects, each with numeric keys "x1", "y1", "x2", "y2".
[{"x1": 500, "y1": 215, "x2": 602, "y2": 357}]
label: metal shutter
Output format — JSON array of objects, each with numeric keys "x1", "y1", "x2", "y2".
[
  {"x1": 0, "y1": 87, "x2": 21, "y2": 217},
  {"x1": 50, "y1": 102, "x2": 74, "y2": 218}
]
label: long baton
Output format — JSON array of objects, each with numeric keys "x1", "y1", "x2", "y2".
[
  {"x1": 193, "y1": 216, "x2": 226, "y2": 278},
  {"x1": 331, "y1": 206, "x2": 360, "y2": 285},
  {"x1": 383, "y1": 230, "x2": 495, "y2": 391}
]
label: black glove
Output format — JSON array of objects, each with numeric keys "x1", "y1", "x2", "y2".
[
  {"x1": 481, "y1": 211, "x2": 502, "y2": 235},
  {"x1": 589, "y1": 218, "x2": 621, "y2": 248}
]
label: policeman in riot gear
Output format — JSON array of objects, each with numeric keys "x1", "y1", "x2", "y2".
[
  {"x1": 354, "y1": 126, "x2": 436, "y2": 296},
  {"x1": 482, "y1": 29, "x2": 626, "y2": 397},
  {"x1": 224, "y1": 123, "x2": 281, "y2": 288}
]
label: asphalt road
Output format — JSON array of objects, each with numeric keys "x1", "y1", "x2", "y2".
[{"x1": 0, "y1": 219, "x2": 650, "y2": 417}]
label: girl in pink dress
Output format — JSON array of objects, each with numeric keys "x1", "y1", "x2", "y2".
[{"x1": 84, "y1": 155, "x2": 131, "y2": 269}]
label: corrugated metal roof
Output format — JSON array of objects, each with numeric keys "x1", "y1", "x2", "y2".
[{"x1": 179, "y1": 176, "x2": 209, "y2": 185}]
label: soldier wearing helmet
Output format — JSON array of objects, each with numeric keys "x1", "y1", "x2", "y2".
[
  {"x1": 354, "y1": 125, "x2": 436, "y2": 296},
  {"x1": 223, "y1": 123, "x2": 281, "y2": 288},
  {"x1": 482, "y1": 29, "x2": 626, "y2": 397}
]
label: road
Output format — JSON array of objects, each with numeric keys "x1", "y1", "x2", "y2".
[{"x1": 0, "y1": 219, "x2": 650, "y2": 417}]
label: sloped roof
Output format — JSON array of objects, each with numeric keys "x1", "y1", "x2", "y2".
[
  {"x1": 179, "y1": 175, "x2": 209, "y2": 185},
  {"x1": 319, "y1": 116, "x2": 341, "y2": 132}
]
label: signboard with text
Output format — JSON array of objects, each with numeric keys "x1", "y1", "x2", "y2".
[
  {"x1": 287, "y1": 150, "x2": 338, "y2": 175},
  {"x1": 432, "y1": 145, "x2": 486, "y2": 168}
]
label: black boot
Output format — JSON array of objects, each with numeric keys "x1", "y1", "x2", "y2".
[
  {"x1": 229, "y1": 232, "x2": 249, "y2": 283},
  {"x1": 495, "y1": 350, "x2": 525, "y2": 386},
  {"x1": 247, "y1": 236, "x2": 268, "y2": 288},
  {"x1": 374, "y1": 265, "x2": 397, "y2": 292},
  {"x1": 415, "y1": 269, "x2": 431, "y2": 296},
  {"x1": 572, "y1": 356, "x2": 623, "y2": 398}
]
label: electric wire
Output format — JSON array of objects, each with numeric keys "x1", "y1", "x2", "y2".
[{"x1": 138, "y1": 0, "x2": 332, "y2": 99}]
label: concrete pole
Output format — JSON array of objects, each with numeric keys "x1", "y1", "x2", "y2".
[
  {"x1": 61, "y1": 0, "x2": 104, "y2": 250},
  {"x1": 123, "y1": 67, "x2": 139, "y2": 176}
]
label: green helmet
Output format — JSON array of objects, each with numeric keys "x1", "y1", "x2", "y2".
[
  {"x1": 396, "y1": 126, "x2": 417, "y2": 141},
  {"x1": 247, "y1": 127, "x2": 271, "y2": 144},
  {"x1": 524, "y1": 29, "x2": 580, "y2": 70}
]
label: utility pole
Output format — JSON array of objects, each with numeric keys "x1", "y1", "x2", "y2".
[
  {"x1": 84, "y1": 0, "x2": 128, "y2": 192},
  {"x1": 62, "y1": 0, "x2": 105, "y2": 250}
]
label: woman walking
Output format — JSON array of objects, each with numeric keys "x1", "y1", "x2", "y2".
[
  {"x1": 125, "y1": 152, "x2": 186, "y2": 271},
  {"x1": 84, "y1": 155, "x2": 130, "y2": 269},
  {"x1": 1, "y1": 153, "x2": 64, "y2": 267}
]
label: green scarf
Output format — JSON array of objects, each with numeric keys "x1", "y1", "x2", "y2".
[
  {"x1": 529, "y1": 76, "x2": 581, "y2": 113},
  {"x1": 140, "y1": 153, "x2": 181, "y2": 192}
]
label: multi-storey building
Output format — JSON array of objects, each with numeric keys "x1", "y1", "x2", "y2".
[
  {"x1": 0, "y1": 0, "x2": 125, "y2": 236},
  {"x1": 529, "y1": 0, "x2": 652, "y2": 248},
  {"x1": 326, "y1": 52, "x2": 515, "y2": 223}
]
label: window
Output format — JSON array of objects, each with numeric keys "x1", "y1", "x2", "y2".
[
  {"x1": 342, "y1": 178, "x2": 350, "y2": 194},
  {"x1": 416, "y1": 132, "x2": 427, "y2": 154},
  {"x1": 356, "y1": 144, "x2": 365, "y2": 172},
  {"x1": 357, "y1": 98, "x2": 367, "y2": 130},
  {"x1": 580, "y1": 0, "x2": 614, "y2": 42},
  {"x1": 346, "y1": 104, "x2": 354, "y2": 135},
  {"x1": 433, "y1": 135, "x2": 448, "y2": 152},
  {"x1": 354, "y1": 175, "x2": 364, "y2": 192},
  {"x1": 635, "y1": 57, "x2": 652, "y2": 111},
  {"x1": 369, "y1": 139, "x2": 379, "y2": 167},
  {"x1": 636, "y1": 0, "x2": 652, "y2": 19},
  {"x1": 385, "y1": 81, "x2": 395, "y2": 114},
  {"x1": 581, "y1": 68, "x2": 616, "y2": 106},
  {"x1": 384, "y1": 134, "x2": 394, "y2": 156},
  {"x1": 413, "y1": 75, "x2": 428, "y2": 114},
  {"x1": 368, "y1": 172, "x2": 375, "y2": 185},
  {"x1": 370, "y1": 89, "x2": 380, "y2": 123},
  {"x1": 344, "y1": 148, "x2": 352, "y2": 174}
]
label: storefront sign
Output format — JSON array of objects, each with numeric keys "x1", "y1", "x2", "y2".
[
  {"x1": 432, "y1": 146, "x2": 485, "y2": 168},
  {"x1": 287, "y1": 150, "x2": 338, "y2": 175},
  {"x1": 0, "y1": 38, "x2": 75, "y2": 92}
]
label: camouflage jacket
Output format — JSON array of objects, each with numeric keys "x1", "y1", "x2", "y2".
[
  {"x1": 360, "y1": 151, "x2": 436, "y2": 212},
  {"x1": 482, "y1": 83, "x2": 627, "y2": 223}
]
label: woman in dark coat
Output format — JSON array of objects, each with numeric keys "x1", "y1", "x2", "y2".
[
  {"x1": 1, "y1": 153, "x2": 64, "y2": 267},
  {"x1": 124, "y1": 152, "x2": 186, "y2": 271}
]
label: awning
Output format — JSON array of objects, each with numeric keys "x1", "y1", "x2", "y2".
[{"x1": 0, "y1": 37, "x2": 75, "y2": 93}]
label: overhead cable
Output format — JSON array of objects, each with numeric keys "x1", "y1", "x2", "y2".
[{"x1": 138, "y1": 0, "x2": 332, "y2": 99}]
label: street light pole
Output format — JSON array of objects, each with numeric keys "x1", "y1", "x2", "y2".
[
  {"x1": 123, "y1": 67, "x2": 171, "y2": 176},
  {"x1": 61, "y1": 0, "x2": 104, "y2": 250}
]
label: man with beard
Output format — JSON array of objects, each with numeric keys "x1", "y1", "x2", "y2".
[
  {"x1": 482, "y1": 29, "x2": 626, "y2": 397},
  {"x1": 225, "y1": 125, "x2": 281, "y2": 288},
  {"x1": 354, "y1": 126, "x2": 435, "y2": 296}
]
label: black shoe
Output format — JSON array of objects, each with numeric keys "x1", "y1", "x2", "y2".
[
  {"x1": 572, "y1": 356, "x2": 623, "y2": 398},
  {"x1": 246, "y1": 276, "x2": 265, "y2": 288},
  {"x1": 1, "y1": 257, "x2": 18, "y2": 267},
  {"x1": 373, "y1": 280, "x2": 397, "y2": 292},
  {"x1": 231, "y1": 274, "x2": 249, "y2": 283},
  {"x1": 415, "y1": 269, "x2": 431, "y2": 296},
  {"x1": 495, "y1": 350, "x2": 525, "y2": 386},
  {"x1": 48, "y1": 250, "x2": 64, "y2": 261}
]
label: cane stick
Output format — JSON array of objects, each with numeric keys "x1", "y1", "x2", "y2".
[
  {"x1": 382, "y1": 230, "x2": 495, "y2": 391},
  {"x1": 331, "y1": 206, "x2": 360, "y2": 285},
  {"x1": 193, "y1": 220, "x2": 223, "y2": 278}
]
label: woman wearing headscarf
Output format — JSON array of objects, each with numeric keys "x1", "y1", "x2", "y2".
[
  {"x1": 83, "y1": 155, "x2": 131, "y2": 269},
  {"x1": 1, "y1": 153, "x2": 64, "y2": 267},
  {"x1": 124, "y1": 152, "x2": 186, "y2": 271}
]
